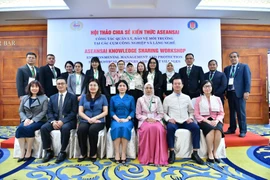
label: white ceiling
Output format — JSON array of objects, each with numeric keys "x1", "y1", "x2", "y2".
[{"x1": 0, "y1": 0, "x2": 270, "y2": 25}]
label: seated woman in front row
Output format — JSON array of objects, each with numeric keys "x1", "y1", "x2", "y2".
[
  {"x1": 136, "y1": 82, "x2": 168, "y2": 165},
  {"x1": 194, "y1": 80, "x2": 224, "y2": 163},
  {"x1": 15, "y1": 80, "x2": 48, "y2": 162},
  {"x1": 77, "y1": 79, "x2": 108, "y2": 162},
  {"x1": 110, "y1": 80, "x2": 135, "y2": 163}
]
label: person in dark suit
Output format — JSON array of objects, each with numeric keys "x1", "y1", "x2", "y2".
[
  {"x1": 224, "y1": 52, "x2": 251, "y2": 137},
  {"x1": 61, "y1": 61, "x2": 74, "y2": 81},
  {"x1": 40, "y1": 77, "x2": 78, "y2": 163},
  {"x1": 82, "y1": 57, "x2": 109, "y2": 99},
  {"x1": 16, "y1": 52, "x2": 39, "y2": 99},
  {"x1": 204, "y1": 59, "x2": 227, "y2": 105},
  {"x1": 162, "y1": 62, "x2": 179, "y2": 100},
  {"x1": 39, "y1": 54, "x2": 61, "y2": 97},
  {"x1": 143, "y1": 57, "x2": 163, "y2": 100},
  {"x1": 178, "y1": 53, "x2": 204, "y2": 99}
]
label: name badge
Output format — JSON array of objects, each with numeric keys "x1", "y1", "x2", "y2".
[
  {"x1": 52, "y1": 79, "x2": 57, "y2": 86},
  {"x1": 130, "y1": 81, "x2": 135, "y2": 90},
  {"x1": 228, "y1": 78, "x2": 234, "y2": 85},
  {"x1": 147, "y1": 113, "x2": 154, "y2": 118},
  {"x1": 28, "y1": 77, "x2": 35, "y2": 84},
  {"x1": 110, "y1": 86, "x2": 116, "y2": 94},
  {"x1": 167, "y1": 83, "x2": 172, "y2": 91}
]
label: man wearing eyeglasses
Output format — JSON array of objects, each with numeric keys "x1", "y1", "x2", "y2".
[
  {"x1": 224, "y1": 52, "x2": 251, "y2": 138},
  {"x1": 40, "y1": 77, "x2": 78, "y2": 163}
]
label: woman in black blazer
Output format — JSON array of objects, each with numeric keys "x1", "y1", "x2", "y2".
[
  {"x1": 162, "y1": 62, "x2": 179, "y2": 100},
  {"x1": 82, "y1": 57, "x2": 109, "y2": 98},
  {"x1": 143, "y1": 57, "x2": 163, "y2": 100}
]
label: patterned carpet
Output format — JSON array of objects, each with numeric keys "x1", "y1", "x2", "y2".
[{"x1": 0, "y1": 125, "x2": 269, "y2": 180}]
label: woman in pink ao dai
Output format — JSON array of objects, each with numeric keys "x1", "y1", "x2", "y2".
[{"x1": 136, "y1": 82, "x2": 168, "y2": 165}]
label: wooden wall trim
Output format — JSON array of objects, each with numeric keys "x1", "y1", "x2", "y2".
[
  {"x1": 221, "y1": 24, "x2": 270, "y2": 31},
  {"x1": 0, "y1": 24, "x2": 47, "y2": 32}
]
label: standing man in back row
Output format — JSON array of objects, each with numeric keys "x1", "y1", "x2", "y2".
[
  {"x1": 224, "y1": 52, "x2": 251, "y2": 138},
  {"x1": 178, "y1": 53, "x2": 204, "y2": 99},
  {"x1": 39, "y1": 54, "x2": 61, "y2": 97},
  {"x1": 16, "y1": 52, "x2": 39, "y2": 100},
  {"x1": 204, "y1": 59, "x2": 227, "y2": 105}
]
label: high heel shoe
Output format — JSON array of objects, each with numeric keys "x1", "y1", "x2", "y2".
[
  {"x1": 17, "y1": 149, "x2": 27, "y2": 162},
  {"x1": 214, "y1": 157, "x2": 221, "y2": 163},
  {"x1": 24, "y1": 149, "x2": 33, "y2": 161}
]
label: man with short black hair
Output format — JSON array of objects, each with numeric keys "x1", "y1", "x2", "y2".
[
  {"x1": 164, "y1": 77, "x2": 204, "y2": 165},
  {"x1": 16, "y1": 52, "x2": 39, "y2": 99},
  {"x1": 224, "y1": 52, "x2": 251, "y2": 138},
  {"x1": 39, "y1": 54, "x2": 61, "y2": 97},
  {"x1": 40, "y1": 77, "x2": 77, "y2": 163}
]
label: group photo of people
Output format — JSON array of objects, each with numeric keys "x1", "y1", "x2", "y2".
[{"x1": 15, "y1": 51, "x2": 251, "y2": 166}]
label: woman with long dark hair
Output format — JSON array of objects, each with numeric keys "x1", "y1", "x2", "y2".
[{"x1": 143, "y1": 57, "x2": 163, "y2": 100}]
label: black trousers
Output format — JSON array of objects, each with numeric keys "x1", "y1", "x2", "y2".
[
  {"x1": 77, "y1": 122, "x2": 105, "y2": 157},
  {"x1": 40, "y1": 121, "x2": 75, "y2": 152}
]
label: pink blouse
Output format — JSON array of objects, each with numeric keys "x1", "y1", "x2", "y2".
[{"x1": 194, "y1": 96, "x2": 224, "y2": 122}]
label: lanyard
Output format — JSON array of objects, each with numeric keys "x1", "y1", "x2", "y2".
[
  {"x1": 108, "y1": 73, "x2": 115, "y2": 85},
  {"x1": 209, "y1": 72, "x2": 214, "y2": 81},
  {"x1": 76, "y1": 74, "x2": 81, "y2": 85},
  {"x1": 148, "y1": 97, "x2": 153, "y2": 112},
  {"x1": 94, "y1": 70, "x2": 98, "y2": 79},
  {"x1": 126, "y1": 72, "x2": 134, "y2": 81}
]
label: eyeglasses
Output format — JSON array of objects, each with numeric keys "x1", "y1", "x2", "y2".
[
  {"x1": 203, "y1": 85, "x2": 212, "y2": 88},
  {"x1": 150, "y1": 62, "x2": 156, "y2": 64},
  {"x1": 57, "y1": 83, "x2": 66, "y2": 86}
]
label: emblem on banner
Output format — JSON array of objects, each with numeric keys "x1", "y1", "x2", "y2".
[
  {"x1": 187, "y1": 20, "x2": 198, "y2": 30},
  {"x1": 70, "y1": 21, "x2": 83, "y2": 31}
]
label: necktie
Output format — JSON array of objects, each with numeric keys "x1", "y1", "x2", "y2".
[
  {"x1": 31, "y1": 66, "x2": 36, "y2": 78},
  {"x1": 187, "y1": 67, "x2": 191, "y2": 76},
  {"x1": 209, "y1": 72, "x2": 213, "y2": 80},
  {"x1": 52, "y1": 67, "x2": 57, "y2": 78},
  {"x1": 230, "y1": 65, "x2": 235, "y2": 77},
  {"x1": 58, "y1": 94, "x2": 63, "y2": 119}
]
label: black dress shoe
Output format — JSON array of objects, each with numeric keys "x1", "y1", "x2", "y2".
[
  {"x1": 206, "y1": 158, "x2": 215, "y2": 163},
  {"x1": 168, "y1": 150, "x2": 175, "y2": 164},
  {"x1": 89, "y1": 157, "x2": 97, "y2": 162},
  {"x1": 77, "y1": 156, "x2": 87, "y2": 162},
  {"x1": 114, "y1": 159, "x2": 121, "y2": 164},
  {"x1": 42, "y1": 150, "x2": 54, "y2": 163},
  {"x1": 239, "y1": 133, "x2": 246, "y2": 137},
  {"x1": 191, "y1": 153, "x2": 205, "y2": 165},
  {"x1": 17, "y1": 158, "x2": 25, "y2": 162},
  {"x1": 224, "y1": 130, "x2": 235, "y2": 134},
  {"x1": 55, "y1": 152, "x2": 67, "y2": 164},
  {"x1": 214, "y1": 158, "x2": 221, "y2": 163}
]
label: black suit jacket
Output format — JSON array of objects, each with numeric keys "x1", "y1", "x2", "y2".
[
  {"x1": 61, "y1": 72, "x2": 70, "y2": 82},
  {"x1": 47, "y1": 92, "x2": 78, "y2": 128},
  {"x1": 82, "y1": 69, "x2": 109, "y2": 97},
  {"x1": 16, "y1": 64, "x2": 39, "y2": 97},
  {"x1": 39, "y1": 64, "x2": 61, "y2": 97},
  {"x1": 143, "y1": 70, "x2": 163, "y2": 100},
  {"x1": 204, "y1": 71, "x2": 227, "y2": 103},
  {"x1": 179, "y1": 65, "x2": 204, "y2": 99}
]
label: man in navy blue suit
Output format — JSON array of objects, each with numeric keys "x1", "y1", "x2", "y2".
[
  {"x1": 41, "y1": 77, "x2": 78, "y2": 163},
  {"x1": 204, "y1": 59, "x2": 227, "y2": 105},
  {"x1": 178, "y1": 53, "x2": 204, "y2": 99},
  {"x1": 224, "y1": 52, "x2": 251, "y2": 137}
]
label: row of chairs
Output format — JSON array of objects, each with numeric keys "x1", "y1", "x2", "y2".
[{"x1": 14, "y1": 127, "x2": 226, "y2": 160}]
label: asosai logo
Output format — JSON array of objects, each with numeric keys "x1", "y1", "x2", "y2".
[
  {"x1": 187, "y1": 20, "x2": 198, "y2": 30},
  {"x1": 70, "y1": 21, "x2": 83, "y2": 31}
]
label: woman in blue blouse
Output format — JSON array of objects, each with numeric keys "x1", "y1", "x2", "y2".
[
  {"x1": 77, "y1": 79, "x2": 108, "y2": 162},
  {"x1": 110, "y1": 80, "x2": 135, "y2": 163}
]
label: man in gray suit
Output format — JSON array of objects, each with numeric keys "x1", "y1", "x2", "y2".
[{"x1": 16, "y1": 52, "x2": 39, "y2": 100}]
